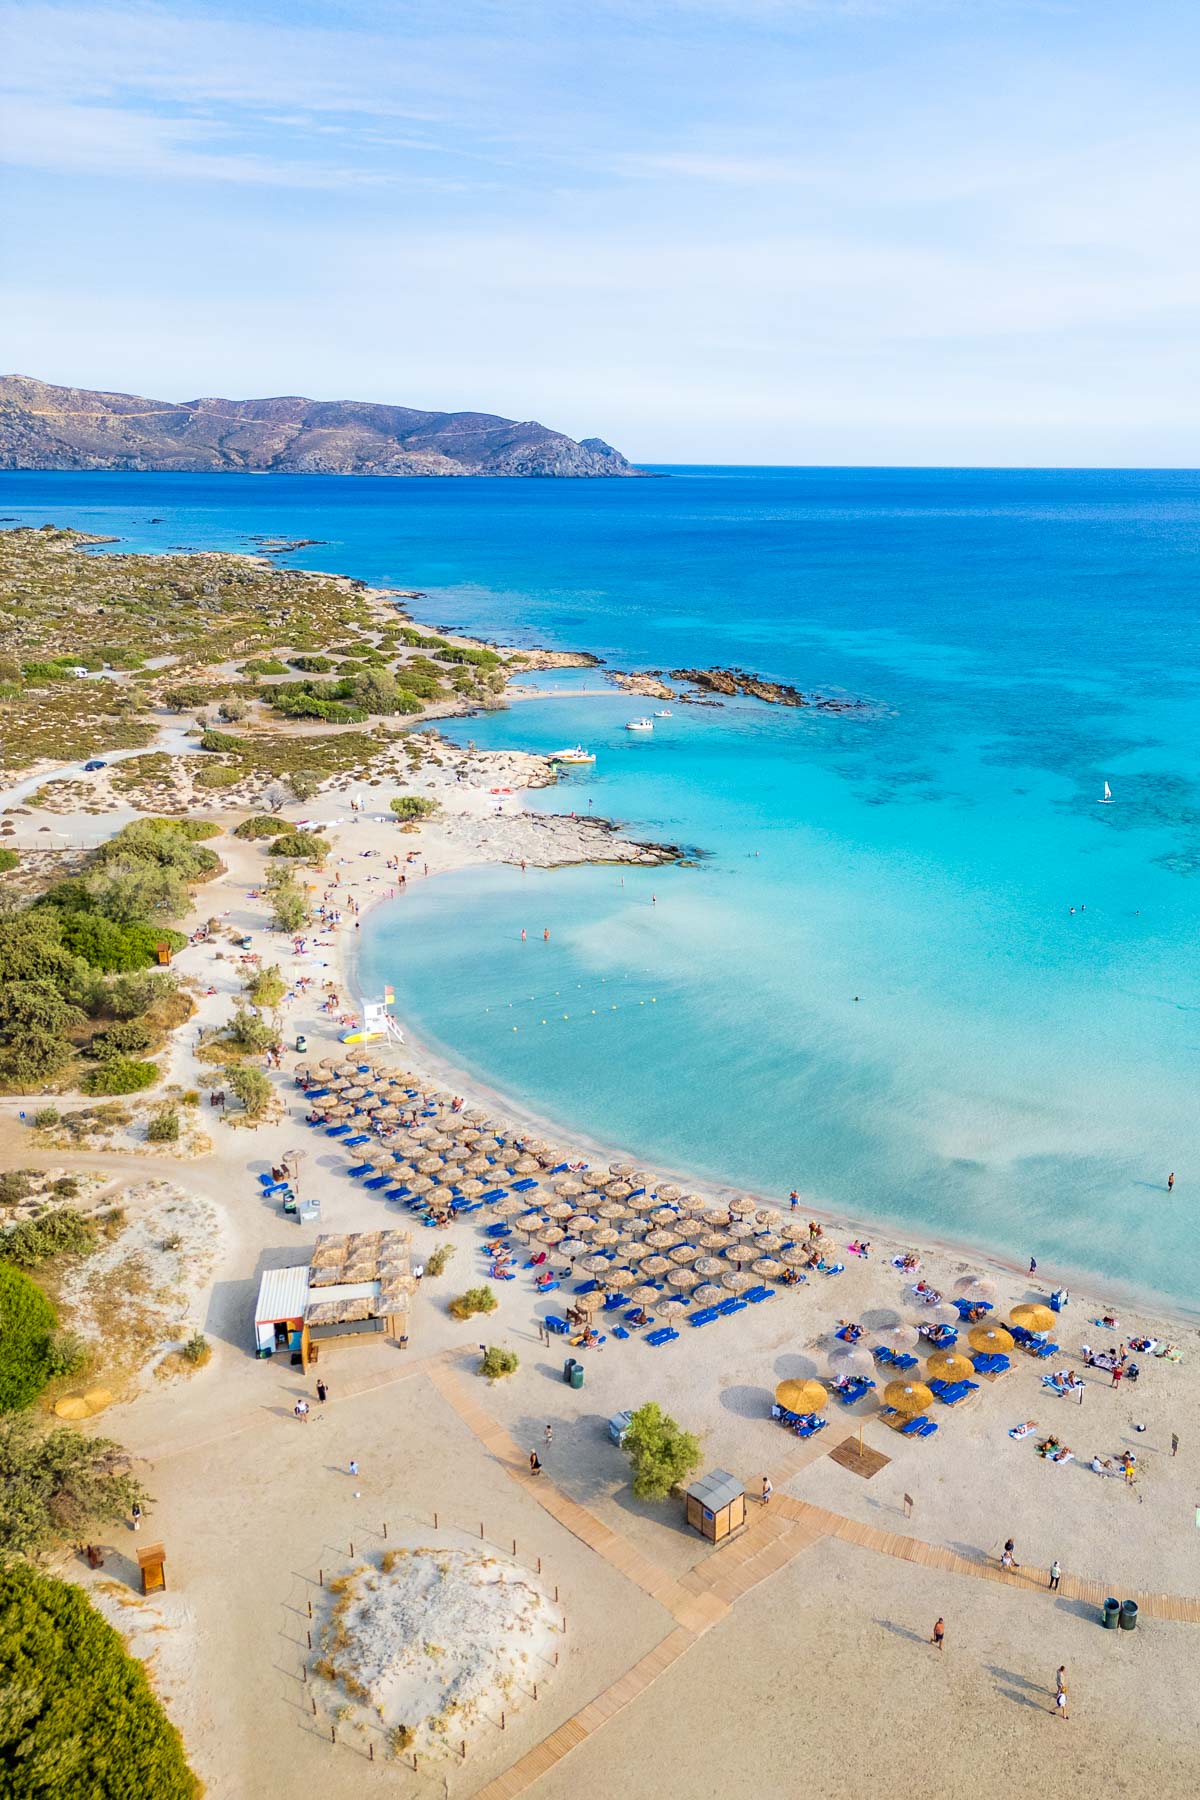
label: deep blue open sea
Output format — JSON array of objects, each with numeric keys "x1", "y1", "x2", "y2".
[{"x1": 6, "y1": 467, "x2": 1200, "y2": 1306}]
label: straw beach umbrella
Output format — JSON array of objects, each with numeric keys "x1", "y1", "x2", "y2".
[
  {"x1": 721, "y1": 1269, "x2": 752, "y2": 1292},
  {"x1": 693, "y1": 1256, "x2": 725, "y2": 1278},
  {"x1": 642, "y1": 1255, "x2": 671, "y2": 1278},
  {"x1": 408, "y1": 1175, "x2": 434, "y2": 1195},
  {"x1": 582, "y1": 1254, "x2": 613, "y2": 1275},
  {"x1": 752, "y1": 1257, "x2": 784, "y2": 1279},
  {"x1": 668, "y1": 1267, "x2": 701, "y2": 1290},
  {"x1": 926, "y1": 1350, "x2": 975, "y2": 1383},
  {"x1": 592, "y1": 1226, "x2": 620, "y2": 1247},
  {"x1": 884, "y1": 1379, "x2": 934, "y2": 1415},
  {"x1": 775, "y1": 1378, "x2": 827, "y2": 1415},
  {"x1": 539, "y1": 1224, "x2": 566, "y2": 1245},
  {"x1": 645, "y1": 1228, "x2": 681, "y2": 1250},
  {"x1": 779, "y1": 1245, "x2": 811, "y2": 1269},
  {"x1": 954, "y1": 1274, "x2": 998, "y2": 1304},
  {"x1": 692, "y1": 1284, "x2": 723, "y2": 1306},
  {"x1": 828, "y1": 1344, "x2": 874, "y2": 1381},
  {"x1": 656, "y1": 1297, "x2": 688, "y2": 1319},
  {"x1": 604, "y1": 1267, "x2": 635, "y2": 1289},
  {"x1": 557, "y1": 1237, "x2": 588, "y2": 1260},
  {"x1": 968, "y1": 1324, "x2": 1014, "y2": 1355},
  {"x1": 576, "y1": 1290, "x2": 605, "y2": 1315},
  {"x1": 1011, "y1": 1303, "x2": 1056, "y2": 1335},
  {"x1": 629, "y1": 1285, "x2": 658, "y2": 1307},
  {"x1": 669, "y1": 1243, "x2": 700, "y2": 1265},
  {"x1": 874, "y1": 1324, "x2": 920, "y2": 1355},
  {"x1": 753, "y1": 1233, "x2": 784, "y2": 1254}
]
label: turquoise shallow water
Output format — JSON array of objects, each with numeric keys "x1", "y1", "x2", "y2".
[{"x1": 5, "y1": 468, "x2": 1200, "y2": 1305}]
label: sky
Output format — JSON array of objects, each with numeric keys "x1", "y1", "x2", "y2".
[{"x1": 1, "y1": 0, "x2": 1198, "y2": 464}]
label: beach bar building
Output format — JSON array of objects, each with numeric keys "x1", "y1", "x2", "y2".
[
  {"x1": 684, "y1": 1469, "x2": 746, "y2": 1544},
  {"x1": 253, "y1": 1230, "x2": 413, "y2": 1370}
]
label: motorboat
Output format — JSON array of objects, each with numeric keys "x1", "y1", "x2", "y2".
[
  {"x1": 549, "y1": 745, "x2": 596, "y2": 765},
  {"x1": 653, "y1": 709, "x2": 672, "y2": 718},
  {"x1": 625, "y1": 717, "x2": 654, "y2": 732}
]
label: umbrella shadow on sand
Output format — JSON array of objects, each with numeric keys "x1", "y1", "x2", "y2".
[
  {"x1": 719, "y1": 1384, "x2": 773, "y2": 1419},
  {"x1": 772, "y1": 1353, "x2": 820, "y2": 1382}
]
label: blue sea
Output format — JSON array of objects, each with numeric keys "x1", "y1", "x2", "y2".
[{"x1": 5, "y1": 467, "x2": 1200, "y2": 1307}]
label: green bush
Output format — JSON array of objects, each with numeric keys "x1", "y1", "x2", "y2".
[
  {"x1": 240, "y1": 656, "x2": 288, "y2": 676},
  {"x1": 425, "y1": 1242, "x2": 456, "y2": 1278},
  {"x1": 0, "y1": 847, "x2": 19, "y2": 872},
  {"x1": 479, "y1": 1345, "x2": 519, "y2": 1380},
  {"x1": 622, "y1": 1401, "x2": 702, "y2": 1501},
  {"x1": 448, "y1": 1285, "x2": 498, "y2": 1321},
  {"x1": 217, "y1": 698, "x2": 248, "y2": 722},
  {"x1": 270, "y1": 690, "x2": 366, "y2": 723},
  {"x1": 244, "y1": 965, "x2": 287, "y2": 1008},
  {"x1": 226, "y1": 1006, "x2": 274, "y2": 1053},
  {"x1": 89, "y1": 1019, "x2": 152, "y2": 1061},
  {"x1": 81, "y1": 1059, "x2": 157, "y2": 1097},
  {"x1": 146, "y1": 1109, "x2": 180, "y2": 1143},
  {"x1": 180, "y1": 1333, "x2": 210, "y2": 1365},
  {"x1": 0, "y1": 1265, "x2": 59, "y2": 1409},
  {"x1": 227, "y1": 1065, "x2": 272, "y2": 1117},
  {"x1": 289, "y1": 654, "x2": 335, "y2": 672},
  {"x1": 199, "y1": 727, "x2": 247, "y2": 754},
  {"x1": 390, "y1": 794, "x2": 438, "y2": 821},
  {"x1": 270, "y1": 879, "x2": 311, "y2": 933},
  {"x1": 196, "y1": 763, "x2": 240, "y2": 788},
  {"x1": 0, "y1": 1560, "x2": 198, "y2": 1796},
  {"x1": 0, "y1": 1172, "x2": 35, "y2": 1207},
  {"x1": 59, "y1": 912, "x2": 186, "y2": 972},
  {"x1": 0, "y1": 1412, "x2": 150, "y2": 1559},
  {"x1": 267, "y1": 830, "x2": 326, "y2": 863},
  {"x1": 31, "y1": 1106, "x2": 59, "y2": 1128},
  {"x1": 233, "y1": 814, "x2": 295, "y2": 839},
  {"x1": 0, "y1": 1211, "x2": 95, "y2": 1268}
]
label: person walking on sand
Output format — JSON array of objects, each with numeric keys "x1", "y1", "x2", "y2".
[
  {"x1": 761, "y1": 1476, "x2": 772, "y2": 1506},
  {"x1": 529, "y1": 1451, "x2": 542, "y2": 1476},
  {"x1": 1003, "y1": 1538, "x2": 1020, "y2": 1568},
  {"x1": 1054, "y1": 1674, "x2": 1069, "y2": 1720},
  {"x1": 1172, "y1": 1431, "x2": 1180, "y2": 1457},
  {"x1": 789, "y1": 1190, "x2": 799, "y2": 1211},
  {"x1": 1029, "y1": 1256, "x2": 1038, "y2": 1275},
  {"x1": 349, "y1": 1459, "x2": 358, "y2": 1478},
  {"x1": 316, "y1": 1379, "x2": 328, "y2": 1405},
  {"x1": 931, "y1": 1617, "x2": 945, "y2": 1651},
  {"x1": 131, "y1": 1503, "x2": 142, "y2": 1532},
  {"x1": 294, "y1": 1400, "x2": 309, "y2": 1424},
  {"x1": 1049, "y1": 1559, "x2": 1062, "y2": 1591},
  {"x1": 544, "y1": 1424, "x2": 554, "y2": 1447}
]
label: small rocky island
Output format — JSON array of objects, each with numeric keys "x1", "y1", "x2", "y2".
[{"x1": 608, "y1": 666, "x2": 869, "y2": 712}]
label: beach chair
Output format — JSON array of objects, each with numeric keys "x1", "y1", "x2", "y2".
[
  {"x1": 612, "y1": 1325, "x2": 630, "y2": 1340},
  {"x1": 346, "y1": 1162, "x2": 373, "y2": 1178},
  {"x1": 485, "y1": 1223, "x2": 511, "y2": 1237},
  {"x1": 574, "y1": 1279, "x2": 598, "y2": 1295},
  {"x1": 365, "y1": 1174, "x2": 391, "y2": 1190},
  {"x1": 901, "y1": 1417, "x2": 938, "y2": 1439},
  {"x1": 305, "y1": 1086, "x2": 330, "y2": 1100},
  {"x1": 746, "y1": 1286, "x2": 776, "y2": 1303},
  {"x1": 544, "y1": 1314, "x2": 569, "y2": 1335},
  {"x1": 324, "y1": 1123, "x2": 350, "y2": 1137},
  {"x1": 1031, "y1": 1340, "x2": 1059, "y2": 1359},
  {"x1": 819, "y1": 1261, "x2": 845, "y2": 1276},
  {"x1": 344, "y1": 1134, "x2": 370, "y2": 1148},
  {"x1": 511, "y1": 1178, "x2": 539, "y2": 1193},
  {"x1": 481, "y1": 1189, "x2": 509, "y2": 1203}
]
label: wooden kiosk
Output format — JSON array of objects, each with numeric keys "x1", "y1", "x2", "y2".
[
  {"x1": 137, "y1": 1543, "x2": 167, "y2": 1595},
  {"x1": 684, "y1": 1469, "x2": 746, "y2": 1544}
]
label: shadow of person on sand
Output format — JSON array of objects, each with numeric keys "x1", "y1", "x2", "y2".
[
  {"x1": 986, "y1": 1664, "x2": 1049, "y2": 1711},
  {"x1": 875, "y1": 1618, "x2": 927, "y2": 1644}
]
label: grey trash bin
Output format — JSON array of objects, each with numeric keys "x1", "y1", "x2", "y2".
[
  {"x1": 1119, "y1": 1599, "x2": 1138, "y2": 1631},
  {"x1": 1102, "y1": 1597, "x2": 1120, "y2": 1629},
  {"x1": 570, "y1": 1362, "x2": 585, "y2": 1389},
  {"x1": 563, "y1": 1358, "x2": 577, "y2": 1385}
]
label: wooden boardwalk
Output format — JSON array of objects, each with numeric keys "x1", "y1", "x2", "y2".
[{"x1": 428, "y1": 1362, "x2": 1200, "y2": 1798}]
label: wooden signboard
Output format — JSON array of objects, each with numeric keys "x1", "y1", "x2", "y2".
[{"x1": 137, "y1": 1543, "x2": 167, "y2": 1595}]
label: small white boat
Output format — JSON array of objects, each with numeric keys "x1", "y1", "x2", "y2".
[
  {"x1": 653, "y1": 708, "x2": 672, "y2": 718},
  {"x1": 1098, "y1": 780, "x2": 1113, "y2": 804},
  {"x1": 549, "y1": 745, "x2": 595, "y2": 765},
  {"x1": 625, "y1": 717, "x2": 654, "y2": 733}
]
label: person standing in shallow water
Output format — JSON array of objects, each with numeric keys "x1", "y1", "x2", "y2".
[{"x1": 1168, "y1": 1171, "x2": 1175, "y2": 1192}]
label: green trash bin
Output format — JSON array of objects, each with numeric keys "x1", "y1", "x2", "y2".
[
  {"x1": 570, "y1": 1362, "x2": 585, "y2": 1390},
  {"x1": 1102, "y1": 1597, "x2": 1120, "y2": 1629},
  {"x1": 1119, "y1": 1599, "x2": 1138, "y2": 1631},
  {"x1": 563, "y1": 1358, "x2": 576, "y2": 1385}
]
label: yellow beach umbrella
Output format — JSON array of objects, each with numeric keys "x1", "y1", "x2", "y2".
[
  {"x1": 83, "y1": 1387, "x2": 114, "y2": 1414},
  {"x1": 968, "y1": 1324, "x2": 1014, "y2": 1355},
  {"x1": 775, "y1": 1378, "x2": 827, "y2": 1414},
  {"x1": 54, "y1": 1396, "x2": 90, "y2": 1420},
  {"x1": 926, "y1": 1350, "x2": 975, "y2": 1383},
  {"x1": 884, "y1": 1379, "x2": 934, "y2": 1415},
  {"x1": 1011, "y1": 1302, "x2": 1056, "y2": 1335}
]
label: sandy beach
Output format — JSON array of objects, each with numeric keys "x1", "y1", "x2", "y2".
[{"x1": 4, "y1": 726, "x2": 1200, "y2": 1798}]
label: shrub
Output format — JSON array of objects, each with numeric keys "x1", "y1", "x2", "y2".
[
  {"x1": 0, "y1": 1171, "x2": 35, "y2": 1206},
  {"x1": 233, "y1": 815, "x2": 295, "y2": 840},
  {"x1": 217, "y1": 698, "x2": 248, "y2": 722},
  {"x1": 243, "y1": 964, "x2": 287, "y2": 1008},
  {"x1": 104, "y1": 969, "x2": 176, "y2": 1021},
  {"x1": 0, "y1": 847, "x2": 18, "y2": 872},
  {"x1": 0, "y1": 1561, "x2": 198, "y2": 1795},
  {"x1": 267, "y1": 830, "x2": 326, "y2": 863},
  {"x1": 448, "y1": 1285, "x2": 497, "y2": 1321},
  {"x1": 0, "y1": 1210, "x2": 95, "y2": 1269},
  {"x1": 622, "y1": 1401, "x2": 702, "y2": 1501},
  {"x1": 196, "y1": 763, "x2": 240, "y2": 788},
  {"x1": 89, "y1": 1019, "x2": 152, "y2": 1061},
  {"x1": 390, "y1": 795, "x2": 438, "y2": 821},
  {"x1": 81, "y1": 1059, "x2": 157, "y2": 1097},
  {"x1": 241, "y1": 656, "x2": 288, "y2": 675},
  {"x1": 198, "y1": 728, "x2": 246, "y2": 754},
  {"x1": 479, "y1": 1345, "x2": 518, "y2": 1380},
  {"x1": 180, "y1": 1333, "x2": 210, "y2": 1366},
  {"x1": 146, "y1": 1109, "x2": 180, "y2": 1143},
  {"x1": 425, "y1": 1242, "x2": 456, "y2": 1278},
  {"x1": 31, "y1": 1107, "x2": 59, "y2": 1128},
  {"x1": 227, "y1": 1065, "x2": 272, "y2": 1117},
  {"x1": 60, "y1": 912, "x2": 186, "y2": 972},
  {"x1": 289, "y1": 654, "x2": 335, "y2": 672},
  {"x1": 181, "y1": 1089, "x2": 200, "y2": 1106},
  {"x1": 0, "y1": 1265, "x2": 59, "y2": 1409},
  {"x1": 0, "y1": 1412, "x2": 151, "y2": 1558},
  {"x1": 271, "y1": 881, "x2": 311, "y2": 933},
  {"x1": 226, "y1": 1006, "x2": 274, "y2": 1054}
]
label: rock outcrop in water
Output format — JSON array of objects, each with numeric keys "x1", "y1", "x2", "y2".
[{"x1": 671, "y1": 667, "x2": 868, "y2": 711}]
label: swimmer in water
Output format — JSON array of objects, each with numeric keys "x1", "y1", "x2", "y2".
[
  {"x1": 543, "y1": 928, "x2": 550, "y2": 942},
  {"x1": 520, "y1": 929, "x2": 526, "y2": 941}
]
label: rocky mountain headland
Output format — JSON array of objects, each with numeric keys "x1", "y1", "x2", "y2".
[{"x1": 0, "y1": 375, "x2": 643, "y2": 478}]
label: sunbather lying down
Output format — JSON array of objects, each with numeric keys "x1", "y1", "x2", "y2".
[{"x1": 1008, "y1": 1420, "x2": 1037, "y2": 1438}]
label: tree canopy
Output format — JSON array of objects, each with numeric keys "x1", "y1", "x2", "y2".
[
  {"x1": 622, "y1": 1401, "x2": 702, "y2": 1501},
  {"x1": 0, "y1": 1414, "x2": 148, "y2": 1560},
  {"x1": 0, "y1": 1561, "x2": 199, "y2": 1798}
]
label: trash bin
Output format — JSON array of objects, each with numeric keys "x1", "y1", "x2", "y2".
[
  {"x1": 1102, "y1": 1597, "x2": 1120, "y2": 1629},
  {"x1": 296, "y1": 1034, "x2": 308, "y2": 1054},
  {"x1": 1050, "y1": 1288, "x2": 1068, "y2": 1312},
  {"x1": 570, "y1": 1363, "x2": 585, "y2": 1390},
  {"x1": 1119, "y1": 1599, "x2": 1138, "y2": 1631},
  {"x1": 563, "y1": 1358, "x2": 577, "y2": 1385}
]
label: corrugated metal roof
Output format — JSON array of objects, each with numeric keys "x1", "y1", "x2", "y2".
[
  {"x1": 255, "y1": 1264, "x2": 311, "y2": 1323},
  {"x1": 685, "y1": 1468, "x2": 744, "y2": 1510}
]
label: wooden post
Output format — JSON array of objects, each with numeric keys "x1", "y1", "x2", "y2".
[
  {"x1": 331, "y1": 1726, "x2": 337, "y2": 1744},
  {"x1": 349, "y1": 1542, "x2": 354, "y2": 1558},
  {"x1": 383, "y1": 1521, "x2": 388, "y2": 1540},
  {"x1": 433, "y1": 1511, "x2": 438, "y2": 1529},
  {"x1": 533, "y1": 1683, "x2": 538, "y2": 1700},
  {"x1": 461, "y1": 1741, "x2": 467, "y2": 1760},
  {"x1": 308, "y1": 1599, "x2": 313, "y2": 1619},
  {"x1": 302, "y1": 1663, "x2": 307, "y2": 1682},
  {"x1": 307, "y1": 1630, "x2": 312, "y2": 1649},
  {"x1": 369, "y1": 1743, "x2": 374, "y2": 1762},
  {"x1": 512, "y1": 1538, "x2": 517, "y2": 1556},
  {"x1": 536, "y1": 1555, "x2": 542, "y2": 1573},
  {"x1": 480, "y1": 1522, "x2": 484, "y2": 1540},
  {"x1": 500, "y1": 1712, "x2": 505, "y2": 1731},
  {"x1": 311, "y1": 1697, "x2": 317, "y2": 1716},
  {"x1": 554, "y1": 1584, "x2": 559, "y2": 1602},
  {"x1": 320, "y1": 1568, "x2": 324, "y2": 1587}
]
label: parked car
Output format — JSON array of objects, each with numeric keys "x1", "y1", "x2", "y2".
[{"x1": 83, "y1": 759, "x2": 107, "y2": 771}]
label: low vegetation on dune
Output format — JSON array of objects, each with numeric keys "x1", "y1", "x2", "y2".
[{"x1": 0, "y1": 525, "x2": 511, "y2": 777}]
